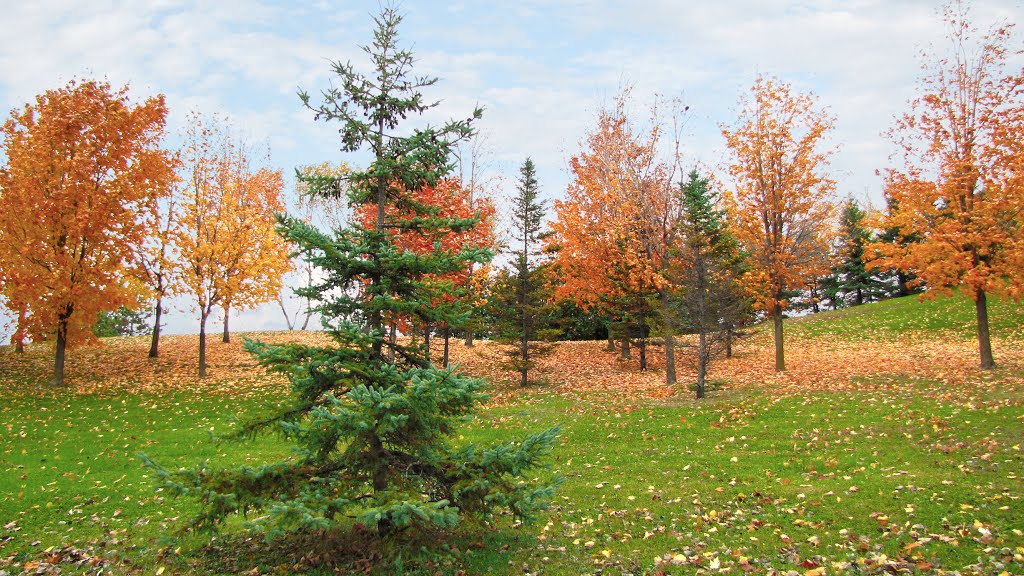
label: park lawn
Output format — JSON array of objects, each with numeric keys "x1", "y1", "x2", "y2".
[{"x1": 1, "y1": 294, "x2": 1023, "y2": 574}]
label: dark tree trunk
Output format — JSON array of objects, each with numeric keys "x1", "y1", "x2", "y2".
[
  {"x1": 442, "y1": 326, "x2": 451, "y2": 368},
  {"x1": 696, "y1": 330, "x2": 707, "y2": 399},
  {"x1": 661, "y1": 291, "x2": 676, "y2": 385},
  {"x1": 773, "y1": 311, "x2": 785, "y2": 372},
  {"x1": 606, "y1": 331, "x2": 616, "y2": 352},
  {"x1": 388, "y1": 321, "x2": 397, "y2": 364},
  {"x1": 14, "y1": 304, "x2": 27, "y2": 353},
  {"x1": 976, "y1": 288, "x2": 995, "y2": 370},
  {"x1": 199, "y1": 312, "x2": 208, "y2": 378},
  {"x1": 222, "y1": 303, "x2": 231, "y2": 344},
  {"x1": 368, "y1": 433, "x2": 393, "y2": 536},
  {"x1": 464, "y1": 330, "x2": 474, "y2": 347},
  {"x1": 638, "y1": 338, "x2": 647, "y2": 370},
  {"x1": 725, "y1": 324, "x2": 733, "y2": 359},
  {"x1": 620, "y1": 336, "x2": 632, "y2": 360},
  {"x1": 53, "y1": 314, "x2": 70, "y2": 387},
  {"x1": 520, "y1": 325, "x2": 529, "y2": 388},
  {"x1": 148, "y1": 298, "x2": 163, "y2": 358},
  {"x1": 424, "y1": 325, "x2": 431, "y2": 364}
]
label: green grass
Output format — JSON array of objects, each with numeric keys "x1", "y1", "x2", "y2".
[
  {"x1": 786, "y1": 293, "x2": 1024, "y2": 341},
  {"x1": 2, "y1": 382, "x2": 1022, "y2": 575}
]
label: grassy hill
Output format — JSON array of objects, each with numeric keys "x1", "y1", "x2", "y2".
[{"x1": 1, "y1": 296, "x2": 1022, "y2": 575}]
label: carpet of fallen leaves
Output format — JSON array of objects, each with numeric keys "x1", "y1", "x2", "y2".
[{"x1": 3, "y1": 326, "x2": 1022, "y2": 404}]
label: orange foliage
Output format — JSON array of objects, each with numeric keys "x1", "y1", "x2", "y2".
[
  {"x1": 549, "y1": 93, "x2": 674, "y2": 313},
  {"x1": 353, "y1": 176, "x2": 496, "y2": 330},
  {"x1": 869, "y1": 4, "x2": 1024, "y2": 302},
  {"x1": 0, "y1": 79, "x2": 175, "y2": 384},
  {"x1": 722, "y1": 75, "x2": 836, "y2": 319}
]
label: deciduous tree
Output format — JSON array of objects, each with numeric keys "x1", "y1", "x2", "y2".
[
  {"x1": 868, "y1": 1, "x2": 1024, "y2": 369},
  {"x1": 176, "y1": 113, "x2": 289, "y2": 376},
  {"x1": 722, "y1": 75, "x2": 836, "y2": 372},
  {"x1": 0, "y1": 79, "x2": 175, "y2": 385}
]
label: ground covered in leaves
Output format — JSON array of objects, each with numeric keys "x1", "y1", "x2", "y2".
[{"x1": 1, "y1": 295, "x2": 1023, "y2": 575}]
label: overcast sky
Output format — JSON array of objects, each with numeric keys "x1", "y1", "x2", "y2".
[{"x1": 1, "y1": 0, "x2": 1021, "y2": 336}]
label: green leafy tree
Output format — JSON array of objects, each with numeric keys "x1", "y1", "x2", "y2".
[
  {"x1": 489, "y1": 158, "x2": 560, "y2": 386},
  {"x1": 672, "y1": 171, "x2": 751, "y2": 399},
  {"x1": 145, "y1": 7, "x2": 558, "y2": 539}
]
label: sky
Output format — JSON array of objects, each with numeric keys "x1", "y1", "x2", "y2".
[{"x1": 1, "y1": 0, "x2": 1022, "y2": 336}]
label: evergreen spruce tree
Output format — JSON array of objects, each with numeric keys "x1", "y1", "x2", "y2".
[
  {"x1": 823, "y1": 198, "x2": 887, "y2": 307},
  {"x1": 673, "y1": 170, "x2": 750, "y2": 399},
  {"x1": 489, "y1": 158, "x2": 559, "y2": 386},
  {"x1": 145, "y1": 7, "x2": 558, "y2": 538}
]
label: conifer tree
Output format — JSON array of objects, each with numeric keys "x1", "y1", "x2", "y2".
[
  {"x1": 822, "y1": 198, "x2": 887, "y2": 308},
  {"x1": 146, "y1": 7, "x2": 558, "y2": 538},
  {"x1": 672, "y1": 171, "x2": 750, "y2": 399},
  {"x1": 490, "y1": 158, "x2": 559, "y2": 387}
]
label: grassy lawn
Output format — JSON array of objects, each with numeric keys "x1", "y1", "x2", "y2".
[{"x1": 1, "y1": 296, "x2": 1023, "y2": 574}]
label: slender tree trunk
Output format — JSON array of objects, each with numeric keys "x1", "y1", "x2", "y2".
[
  {"x1": 442, "y1": 326, "x2": 451, "y2": 368},
  {"x1": 199, "y1": 312, "x2": 208, "y2": 378},
  {"x1": 773, "y1": 311, "x2": 785, "y2": 372},
  {"x1": 464, "y1": 330, "x2": 474, "y2": 347},
  {"x1": 520, "y1": 322, "x2": 529, "y2": 388},
  {"x1": 388, "y1": 320, "x2": 397, "y2": 364},
  {"x1": 606, "y1": 331, "x2": 616, "y2": 352},
  {"x1": 53, "y1": 314, "x2": 70, "y2": 387},
  {"x1": 222, "y1": 303, "x2": 231, "y2": 343},
  {"x1": 149, "y1": 298, "x2": 163, "y2": 358},
  {"x1": 638, "y1": 337, "x2": 647, "y2": 370},
  {"x1": 661, "y1": 292, "x2": 676, "y2": 385},
  {"x1": 725, "y1": 324, "x2": 733, "y2": 359},
  {"x1": 276, "y1": 296, "x2": 295, "y2": 331},
  {"x1": 976, "y1": 288, "x2": 995, "y2": 370},
  {"x1": 13, "y1": 304, "x2": 26, "y2": 353},
  {"x1": 424, "y1": 324, "x2": 431, "y2": 364},
  {"x1": 620, "y1": 336, "x2": 632, "y2": 359},
  {"x1": 696, "y1": 329, "x2": 707, "y2": 399}
]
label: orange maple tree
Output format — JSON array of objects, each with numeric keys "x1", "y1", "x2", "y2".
[
  {"x1": 549, "y1": 93, "x2": 678, "y2": 376},
  {"x1": 722, "y1": 75, "x2": 836, "y2": 372},
  {"x1": 176, "y1": 113, "x2": 290, "y2": 377},
  {"x1": 868, "y1": 2, "x2": 1024, "y2": 370},
  {"x1": 0, "y1": 79, "x2": 176, "y2": 386}
]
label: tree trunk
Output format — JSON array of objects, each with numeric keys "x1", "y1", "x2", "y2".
[
  {"x1": 53, "y1": 315, "x2": 69, "y2": 387},
  {"x1": 442, "y1": 326, "x2": 451, "y2": 368},
  {"x1": 14, "y1": 304, "x2": 27, "y2": 353},
  {"x1": 148, "y1": 298, "x2": 163, "y2": 358},
  {"x1": 620, "y1": 336, "x2": 632, "y2": 359},
  {"x1": 725, "y1": 324, "x2": 733, "y2": 359},
  {"x1": 368, "y1": 433, "x2": 393, "y2": 536},
  {"x1": 773, "y1": 311, "x2": 785, "y2": 372},
  {"x1": 222, "y1": 303, "x2": 231, "y2": 344},
  {"x1": 423, "y1": 325, "x2": 431, "y2": 364},
  {"x1": 696, "y1": 329, "x2": 707, "y2": 399},
  {"x1": 606, "y1": 331, "x2": 616, "y2": 352},
  {"x1": 638, "y1": 337, "x2": 647, "y2": 370},
  {"x1": 199, "y1": 312, "x2": 208, "y2": 378},
  {"x1": 464, "y1": 330, "x2": 474, "y2": 347},
  {"x1": 662, "y1": 292, "x2": 676, "y2": 385},
  {"x1": 520, "y1": 322, "x2": 529, "y2": 388},
  {"x1": 976, "y1": 288, "x2": 995, "y2": 370},
  {"x1": 388, "y1": 320, "x2": 397, "y2": 364}
]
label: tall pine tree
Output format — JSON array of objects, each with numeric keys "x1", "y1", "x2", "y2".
[
  {"x1": 145, "y1": 7, "x2": 558, "y2": 538},
  {"x1": 490, "y1": 158, "x2": 559, "y2": 387}
]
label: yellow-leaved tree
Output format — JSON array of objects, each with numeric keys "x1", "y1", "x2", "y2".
[
  {"x1": 869, "y1": 1, "x2": 1024, "y2": 369},
  {"x1": 176, "y1": 113, "x2": 290, "y2": 377},
  {"x1": 0, "y1": 79, "x2": 175, "y2": 386},
  {"x1": 722, "y1": 75, "x2": 836, "y2": 372}
]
